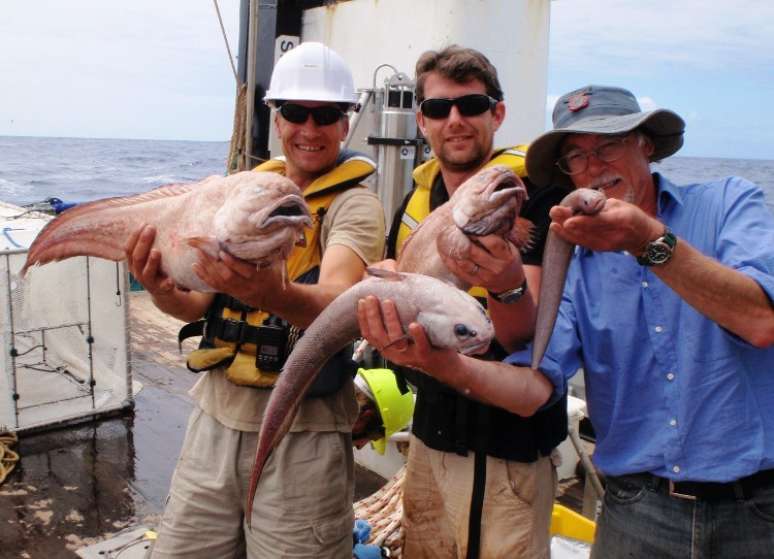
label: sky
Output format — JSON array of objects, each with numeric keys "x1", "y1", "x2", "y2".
[
  {"x1": 547, "y1": 0, "x2": 774, "y2": 160},
  {"x1": 0, "y1": 0, "x2": 772, "y2": 160}
]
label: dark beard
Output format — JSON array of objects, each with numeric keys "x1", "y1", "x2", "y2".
[{"x1": 438, "y1": 149, "x2": 487, "y2": 173}]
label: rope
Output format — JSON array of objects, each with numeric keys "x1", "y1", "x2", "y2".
[
  {"x1": 212, "y1": 0, "x2": 239, "y2": 84},
  {"x1": 0, "y1": 431, "x2": 19, "y2": 485},
  {"x1": 216, "y1": 0, "x2": 269, "y2": 174},
  {"x1": 227, "y1": 83, "x2": 248, "y2": 174}
]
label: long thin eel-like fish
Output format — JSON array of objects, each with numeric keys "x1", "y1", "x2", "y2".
[
  {"x1": 531, "y1": 188, "x2": 607, "y2": 369},
  {"x1": 245, "y1": 270, "x2": 493, "y2": 527}
]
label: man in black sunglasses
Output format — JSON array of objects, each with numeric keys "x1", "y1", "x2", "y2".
[
  {"x1": 132, "y1": 42, "x2": 385, "y2": 559},
  {"x1": 363, "y1": 45, "x2": 570, "y2": 559}
]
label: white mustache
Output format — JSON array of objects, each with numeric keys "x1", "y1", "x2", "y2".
[{"x1": 587, "y1": 174, "x2": 621, "y2": 190}]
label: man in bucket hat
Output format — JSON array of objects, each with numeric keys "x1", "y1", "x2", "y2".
[
  {"x1": 357, "y1": 83, "x2": 774, "y2": 557},
  {"x1": 519, "y1": 85, "x2": 774, "y2": 557}
]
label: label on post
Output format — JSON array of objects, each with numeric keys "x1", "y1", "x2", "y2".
[{"x1": 275, "y1": 35, "x2": 300, "y2": 64}]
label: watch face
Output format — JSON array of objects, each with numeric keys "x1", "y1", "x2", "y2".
[
  {"x1": 647, "y1": 241, "x2": 672, "y2": 264},
  {"x1": 499, "y1": 290, "x2": 523, "y2": 304}
]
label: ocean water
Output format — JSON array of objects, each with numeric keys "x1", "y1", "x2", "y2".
[
  {"x1": 1, "y1": 135, "x2": 773, "y2": 215},
  {"x1": 0, "y1": 136, "x2": 229, "y2": 206}
]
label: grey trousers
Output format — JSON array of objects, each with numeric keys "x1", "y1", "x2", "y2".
[{"x1": 149, "y1": 407, "x2": 354, "y2": 559}]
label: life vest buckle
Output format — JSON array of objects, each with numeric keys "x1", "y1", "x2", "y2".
[{"x1": 213, "y1": 318, "x2": 247, "y2": 344}]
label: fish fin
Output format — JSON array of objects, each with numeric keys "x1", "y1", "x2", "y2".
[
  {"x1": 186, "y1": 236, "x2": 220, "y2": 256},
  {"x1": 510, "y1": 218, "x2": 536, "y2": 252},
  {"x1": 366, "y1": 267, "x2": 404, "y2": 281}
]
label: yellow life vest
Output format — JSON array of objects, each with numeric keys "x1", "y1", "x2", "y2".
[
  {"x1": 393, "y1": 145, "x2": 528, "y2": 300},
  {"x1": 184, "y1": 152, "x2": 376, "y2": 388}
]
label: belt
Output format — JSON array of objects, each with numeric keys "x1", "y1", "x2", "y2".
[{"x1": 613, "y1": 469, "x2": 774, "y2": 501}]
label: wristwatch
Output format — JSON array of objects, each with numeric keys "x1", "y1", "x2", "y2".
[
  {"x1": 489, "y1": 278, "x2": 528, "y2": 304},
  {"x1": 636, "y1": 228, "x2": 677, "y2": 266}
]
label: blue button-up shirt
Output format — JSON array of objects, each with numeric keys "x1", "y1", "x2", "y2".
[{"x1": 508, "y1": 174, "x2": 774, "y2": 482}]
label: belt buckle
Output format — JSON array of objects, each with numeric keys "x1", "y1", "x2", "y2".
[{"x1": 668, "y1": 480, "x2": 697, "y2": 501}]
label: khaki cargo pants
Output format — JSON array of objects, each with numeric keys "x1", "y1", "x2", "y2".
[
  {"x1": 402, "y1": 435, "x2": 556, "y2": 559},
  {"x1": 149, "y1": 407, "x2": 354, "y2": 559}
]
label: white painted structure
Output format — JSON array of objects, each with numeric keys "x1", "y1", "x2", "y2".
[
  {"x1": 0, "y1": 202, "x2": 133, "y2": 433},
  {"x1": 267, "y1": 0, "x2": 551, "y2": 219},
  {"x1": 303, "y1": 0, "x2": 551, "y2": 148}
]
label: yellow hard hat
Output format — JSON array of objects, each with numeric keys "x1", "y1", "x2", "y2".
[{"x1": 356, "y1": 368, "x2": 415, "y2": 454}]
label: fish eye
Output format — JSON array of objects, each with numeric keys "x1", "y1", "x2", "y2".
[{"x1": 454, "y1": 324, "x2": 472, "y2": 338}]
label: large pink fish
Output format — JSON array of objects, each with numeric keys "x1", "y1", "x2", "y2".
[
  {"x1": 397, "y1": 165, "x2": 534, "y2": 288},
  {"x1": 21, "y1": 171, "x2": 312, "y2": 291}
]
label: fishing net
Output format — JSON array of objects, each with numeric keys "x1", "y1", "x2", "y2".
[
  {"x1": 0, "y1": 201, "x2": 132, "y2": 433},
  {"x1": 353, "y1": 465, "x2": 406, "y2": 557}
]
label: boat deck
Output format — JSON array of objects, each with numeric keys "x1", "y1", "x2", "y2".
[{"x1": 0, "y1": 291, "x2": 586, "y2": 557}]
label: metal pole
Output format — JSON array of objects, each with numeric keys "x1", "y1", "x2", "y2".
[
  {"x1": 244, "y1": 0, "x2": 259, "y2": 170},
  {"x1": 5, "y1": 253, "x2": 19, "y2": 429},
  {"x1": 237, "y1": 0, "x2": 249, "y2": 84},
  {"x1": 344, "y1": 90, "x2": 374, "y2": 149}
]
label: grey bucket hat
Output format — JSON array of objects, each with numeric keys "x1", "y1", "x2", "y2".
[{"x1": 526, "y1": 85, "x2": 685, "y2": 187}]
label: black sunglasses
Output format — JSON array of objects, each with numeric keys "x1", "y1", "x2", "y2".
[
  {"x1": 419, "y1": 94, "x2": 498, "y2": 119},
  {"x1": 278, "y1": 103, "x2": 345, "y2": 126}
]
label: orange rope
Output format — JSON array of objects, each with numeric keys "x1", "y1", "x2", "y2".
[{"x1": 0, "y1": 431, "x2": 19, "y2": 485}]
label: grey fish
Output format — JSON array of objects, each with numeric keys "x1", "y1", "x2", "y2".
[
  {"x1": 21, "y1": 171, "x2": 312, "y2": 292},
  {"x1": 531, "y1": 188, "x2": 607, "y2": 368},
  {"x1": 245, "y1": 269, "x2": 493, "y2": 526}
]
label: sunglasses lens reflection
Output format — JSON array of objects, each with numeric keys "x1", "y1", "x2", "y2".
[
  {"x1": 420, "y1": 94, "x2": 495, "y2": 119},
  {"x1": 279, "y1": 104, "x2": 343, "y2": 126}
]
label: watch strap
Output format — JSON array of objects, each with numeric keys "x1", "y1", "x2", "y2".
[
  {"x1": 488, "y1": 278, "x2": 528, "y2": 304},
  {"x1": 636, "y1": 228, "x2": 677, "y2": 266}
]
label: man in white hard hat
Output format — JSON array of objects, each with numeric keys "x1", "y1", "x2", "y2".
[{"x1": 127, "y1": 42, "x2": 385, "y2": 558}]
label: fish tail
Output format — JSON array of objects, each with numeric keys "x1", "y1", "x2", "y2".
[
  {"x1": 23, "y1": 218, "x2": 128, "y2": 274},
  {"x1": 245, "y1": 438, "x2": 272, "y2": 529},
  {"x1": 247, "y1": 285, "x2": 365, "y2": 515}
]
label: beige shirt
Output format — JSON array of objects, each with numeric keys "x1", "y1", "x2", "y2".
[{"x1": 190, "y1": 186, "x2": 385, "y2": 432}]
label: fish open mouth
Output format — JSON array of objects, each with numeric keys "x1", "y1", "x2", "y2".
[
  {"x1": 459, "y1": 191, "x2": 520, "y2": 236},
  {"x1": 456, "y1": 169, "x2": 526, "y2": 236},
  {"x1": 486, "y1": 172, "x2": 526, "y2": 204},
  {"x1": 262, "y1": 194, "x2": 312, "y2": 228},
  {"x1": 492, "y1": 171, "x2": 520, "y2": 192}
]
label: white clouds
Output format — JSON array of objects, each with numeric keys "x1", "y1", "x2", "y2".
[
  {"x1": 550, "y1": 0, "x2": 774, "y2": 74},
  {"x1": 638, "y1": 96, "x2": 657, "y2": 111},
  {"x1": 547, "y1": 0, "x2": 774, "y2": 159},
  {"x1": 0, "y1": 0, "x2": 241, "y2": 140}
]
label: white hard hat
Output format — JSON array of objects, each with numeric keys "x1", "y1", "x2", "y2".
[{"x1": 264, "y1": 42, "x2": 358, "y2": 106}]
